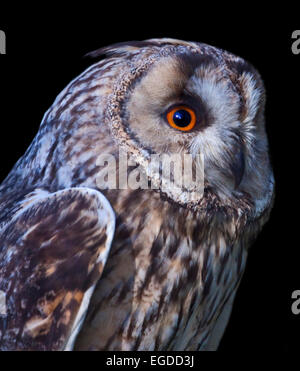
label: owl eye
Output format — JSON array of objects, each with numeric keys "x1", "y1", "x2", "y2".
[{"x1": 166, "y1": 105, "x2": 197, "y2": 132}]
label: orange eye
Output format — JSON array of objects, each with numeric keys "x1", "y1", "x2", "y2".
[{"x1": 166, "y1": 105, "x2": 197, "y2": 131}]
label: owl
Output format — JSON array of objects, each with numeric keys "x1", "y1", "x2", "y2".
[{"x1": 0, "y1": 38, "x2": 274, "y2": 351}]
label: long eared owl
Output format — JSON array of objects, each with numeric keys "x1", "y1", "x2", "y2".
[{"x1": 0, "y1": 38, "x2": 274, "y2": 350}]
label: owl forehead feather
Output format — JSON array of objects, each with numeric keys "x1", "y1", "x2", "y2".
[
  {"x1": 123, "y1": 48, "x2": 263, "y2": 124},
  {"x1": 122, "y1": 53, "x2": 217, "y2": 114}
]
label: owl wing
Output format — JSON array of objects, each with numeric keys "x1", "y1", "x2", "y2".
[{"x1": 0, "y1": 187, "x2": 115, "y2": 351}]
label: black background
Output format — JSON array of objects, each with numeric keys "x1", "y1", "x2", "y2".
[{"x1": 0, "y1": 7, "x2": 299, "y2": 352}]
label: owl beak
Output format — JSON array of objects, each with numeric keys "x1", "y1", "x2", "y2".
[{"x1": 230, "y1": 147, "x2": 245, "y2": 189}]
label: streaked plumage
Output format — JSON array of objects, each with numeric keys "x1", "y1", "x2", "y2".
[{"x1": 0, "y1": 38, "x2": 274, "y2": 350}]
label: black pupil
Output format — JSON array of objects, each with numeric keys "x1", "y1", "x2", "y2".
[{"x1": 173, "y1": 109, "x2": 191, "y2": 127}]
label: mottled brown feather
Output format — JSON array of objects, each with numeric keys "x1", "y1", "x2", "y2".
[{"x1": 0, "y1": 188, "x2": 115, "y2": 350}]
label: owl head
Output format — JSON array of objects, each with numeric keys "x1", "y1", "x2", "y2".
[
  {"x1": 15, "y1": 38, "x2": 273, "y2": 219},
  {"x1": 89, "y1": 38, "x2": 274, "y2": 216}
]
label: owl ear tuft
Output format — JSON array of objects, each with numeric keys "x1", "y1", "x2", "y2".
[
  {"x1": 84, "y1": 38, "x2": 200, "y2": 60},
  {"x1": 85, "y1": 41, "x2": 148, "y2": 59},
  {"x1": 84, "y1": 40, "x2": 165, "y2": 59}
]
